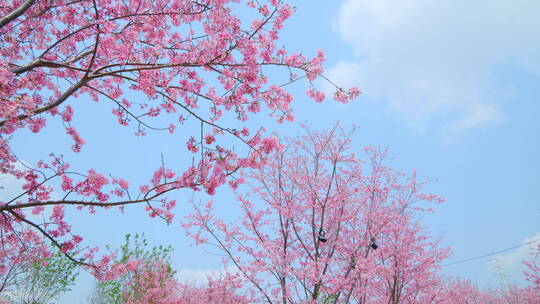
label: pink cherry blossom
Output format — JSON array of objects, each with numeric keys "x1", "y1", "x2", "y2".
[
  {"x1": 185, "y1": 126, "x2": 449, "y2": 303},
  {"x1": 0, "y1": 0, "x2": 362, "y2": 290}
]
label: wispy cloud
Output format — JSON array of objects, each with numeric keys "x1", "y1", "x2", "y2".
[
  {"x1": 0, "y1": 161, "x2": 29, "y2": 202},
  {"x1": 0, "y1": 160, "x2": 66, "y2": 202},
  {"x1": 488, "y1": 233, "x2": 540, "y2": 286},
  {"x1": 175, "y1": 266, "x2": 239, "y2": 285},
  {"x1": 332, "y1": 0, "x2": 540, "y2": 132}
]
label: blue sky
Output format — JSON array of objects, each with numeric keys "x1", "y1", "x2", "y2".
[
  {"x1": 2, "y1": 0, "x2": 539, "y2": 302},
  {"x1": 282, "y1": 0, "x2": 539, "y2": 289}
]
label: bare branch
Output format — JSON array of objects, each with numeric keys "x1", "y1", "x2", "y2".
[{"x1": 0, "y1": 0, "x2": 35, "y2": 29}]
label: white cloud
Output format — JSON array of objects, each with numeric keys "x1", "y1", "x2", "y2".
[
  {"x1": 0, "y1": 161, "x2": 64, "y2": 224},
  {"x1": 0, "y1": 161, "x2": 29, "y2": 202},
  {"x1": 333, "y1": 0, "x2": 540, "y2": 131},
  {"x1": 488, "y1": 233, "x2": 540, "y2": 286},
  {"x1": 175, "y1": 266, "x2": 239, "y2": 285},
  {"x1": 0, "y1": 160, "x2": 65, "y2": 202}
]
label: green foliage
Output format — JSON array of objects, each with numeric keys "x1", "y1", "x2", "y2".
[
  {"x1": 90, "y1": 233, "x2": 174, "y2": 304},
  {"x1": 10, "y1": 250, "x2": 79, "y2": 304},
  {"x1": 320, "y1": 294, "x2": 337, "y2": 304},
  {"x1": 94, "y1": 277, "x2": 123, "y2": 304},
  {"x1": 117, "y1": 233, "x2": 174, "y2": 265}
]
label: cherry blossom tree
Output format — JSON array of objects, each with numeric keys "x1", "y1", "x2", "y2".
[
  {"x1": 109, "y1": 263, "x2": 249, "y2": 304},
  {"x1": 433, "y1": 278, "x2": 490, "y2": 304},
  {"x1": 184, "y1": 126, "x2": 447, "y2": 303},
  {"x1": 0, "y1": 0, "x2": 359, "y2": 271},
  {"x1": 90, "y1": 233, "x2": 247, "y2": 304},
  {"x1": 368, "y1": 215, "x2": 449, "y2": 304},
  {"x1": 524, "y1": 242, "x2": 540, "y2": 295},
  {"x1": 433, "y1": 278, "x2": 539, "y2": 304},
  {"x1": 489, "y1": 285, "x2": 540, "y2": 304},
  {"x1": 0, "y1": 226, "x2": 47, "y2": 293},
  {"x1": 8, "y1": 249, "x2": 79, "y2": 304},
  {"x1": 175, "y1": 275, "x2": 249, "y2": 304},
  {"x1": 476, "y1": 241, "x2": 540, "y2": 304},
  {"x1": 90, "y1": 233, "x2": 176, "y2": 303}
]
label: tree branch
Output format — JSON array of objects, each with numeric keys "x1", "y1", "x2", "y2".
[{"x1": 0, "y1": 0, "x2": 35, "y2": 29}]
